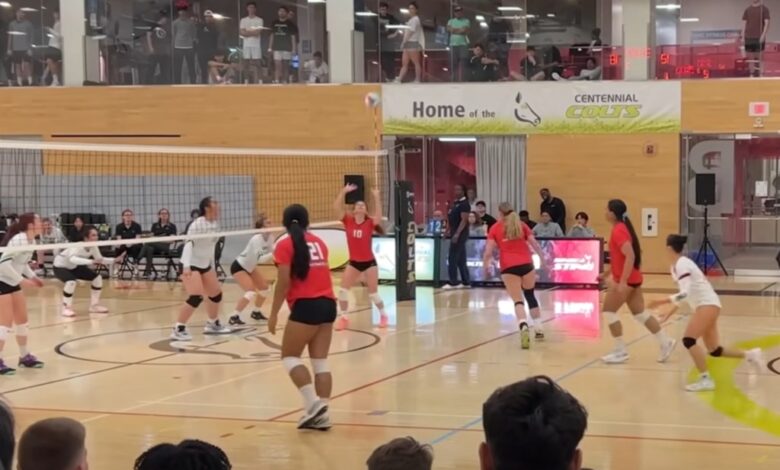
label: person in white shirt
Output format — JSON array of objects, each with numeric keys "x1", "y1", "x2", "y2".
[
  {"x1": 0, "y1": 213, "x2": 45, "y2": 374},
  {"x1": 172, "y1": 197, "x2": 231, "y2": 341},
  {"x1": 304, "y1": 51, "x2": 329, "y2": 83},
  {"x1": 552, "y1": 57, "x2": 602, "y2": 81},
  {"x1": 53, "y1": 225, "x2": 121, "y2": 317},
  {"x1": 228, "y1": 214, "x2": 273, "y2": 326},
  {"x1": 396, "y1": 2, "x2": 423, "y2": 83},
  {"x1": 239, "y1": 1, "x2": 264, "y2": 84},
  {"x1": 35, "y1": 217, "x2": 66, "y2": 276},
  {"x1": 648, "y1": 234, "x2": 763, "y2": 392}
]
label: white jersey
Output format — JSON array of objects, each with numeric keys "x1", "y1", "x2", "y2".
[
  {"x1": 234, "y1": 234, "x2": 272, "y2": 272},
  {"x1": 54, "y1": 246, "x2": 114, "y2": 271},
  {"x1": 0, "y1": 233, "x2": 36, "y2": 286},
  {"x1": 670, "y1": 256, "x2": 721, "y2": 309},
  {"x1": 181, "y1": 217, "x2": 220, "y2": 270}
]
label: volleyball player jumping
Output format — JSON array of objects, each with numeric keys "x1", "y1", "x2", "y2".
[
  {"x1": 171, "y1": 197, "x2": 231, "y2": 341},
  {"x1": 269, "y1": 204, "x2": 336, "y2": 430},
  {"x1": 648, "y1": 234, "x2": 762, "y2": 392},
  {"x1": 228, "y1": 215, "x2": 273, "y2": 326},
  {"x1": 482, "y1": 203, "x2": 545, "y2": 349},
  {"x1": 54, "y1": 225, "x2": 122, "y2": 317},
  {"x1": 0, "y1": 213, "x2": 45, "y2": 373},
  {"x1": 601, "y1": 199, "x2": 676, "y2": 364},
  {"x1": 333, "y1": 184, "x2": 388, "y2": 331}
]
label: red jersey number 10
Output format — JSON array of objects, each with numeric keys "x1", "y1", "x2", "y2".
[
  {"x1": 308, "y1": 242, "x2": 325, "y2": 262},
  {"x1": 353, "y1": 229, "x2": 363, "y2": 239}
]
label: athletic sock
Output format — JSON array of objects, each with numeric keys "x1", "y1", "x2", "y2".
[
  {"x1": 19, "y1": 346, "x2": 29, "y2": 357},
  {"x1": 614, "y1": 336, "x2": 626, "y2": 351},
  {"x1": 299, "y1": 384, "x2": 318, "y2": 410},
  {"x1": 700, "y1": 371, "x2": 711, "y2": 380},
  {"x1": 654, "y1": 329, "x2": 671, "y2": 345},
  {"x1": 90, "y1": 290, "x2": 101, "y2": 306}
]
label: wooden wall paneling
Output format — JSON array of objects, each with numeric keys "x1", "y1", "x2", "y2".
[{"x1": 682, "y1": 79, "x2": 780, "y2": 133}]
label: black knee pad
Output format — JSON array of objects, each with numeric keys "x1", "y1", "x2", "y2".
[
  {"x1": 682, "y1": 337, "x2": 697, "y2": 349},
  {"x1": 523, "y1": 289, "x2": 539, "y2": 309},
  {"x1": 208, "y1": 292, "x2": 223, "y2": 304},
  {"x1": 186, "y1": 295, "x2": 204, "y2": 308},
  {"x1": 709, "y1": 346, "x2": 723, "y2": 357}
]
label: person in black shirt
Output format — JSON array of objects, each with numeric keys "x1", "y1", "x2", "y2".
[
  {"x1": 377, "y1": 2, "x2": 399, "y2": 82},
  {"x1": 519, "y1": 210, "x2": 537, "y2": 229},
  {"x1": 445, "y1": 184, "x2": 471, "y2": 289},
  {"x1": 139, "y1": 208, "x2": 178, "y2": 279},
  {"x1": 146, "y1": 12, "x2": 171, "y2": 84},
  {"x1": 468, "y1": 43, "x2": 499, "y2": 82},
  {"x1": 184, "y1": 208, "x2": 200, "y2": 234},
  {"x1": 540, "y1": 188, "x2": 567, "y2": 233},
  {"x1": 475, "y1": 201, "x2": 497, "y2": 229},
  {"x1": 114, "y1": 209, "x2": 143, "y2": 274},
  {"x1": 197, "y1": 10, "x2": 223, "y2": 84},
  {"x1": 66, "y1": 216, "x2": 85, "y2": 242},
  {"x1": 268, "y1": 6, "x2": 298, "y2": 84}
]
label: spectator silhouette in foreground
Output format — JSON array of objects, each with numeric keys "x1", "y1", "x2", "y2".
[
  {"x1": 0, "y1": 399, "x2": 13, "y2": 470},
  {"x1": 134, "y1": 439, "x2": 231, "y2": 470},
  {"x1": 480, "y1": 375, "x2": 588, "y2": 470},
  {"x1": 17, "y1": 417, "x2": 88, "y2": 470},
  {"x1": 367, "y1": 436, "x2": 433, "y2": 470}
]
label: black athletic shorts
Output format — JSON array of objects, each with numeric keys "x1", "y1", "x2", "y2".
[
  {"x1": 230, "y1": 260, "x2": 249, "y2": 276},
  {"x1": 501, "y1": 263, "x2": 535, "y2": 277},
  {"x1": 54, "y1": 266, "x2": 98, "y2": 283},
  {"x1": 745, "y1": 38, "x2": 766, "y2": 53},
  {"x1": 348, "y1": 259, "x2": 377, "y2": 272},
  {"x1": 188, "y1": 265, "x2": 212, "y2": 274},
  {"x1": 45, "y1": 47, "x2": 62, "y2": 61},
  {"x1": 0, "y1": 281, "x2": 21, "y2": 296},
  {"x1": 10, "y1": 51, "x2": 30, "y2": 63},
  {"x1": 289, "y1": 297, "x2": 338, "y2": 325}
]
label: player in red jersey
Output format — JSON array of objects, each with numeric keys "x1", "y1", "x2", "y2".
[
  {"x1": 332, "y1": 184, "x2": 388, "y2": 331},
  {"x1": 601, "y1": 199, "x2": 676, "y2": 364},
  {"x1": 269, "y1": 204, "x2": 336, "y2": 431},
  {"x1": 483, "y1": 203, "x2": 545, "y2": 349}
]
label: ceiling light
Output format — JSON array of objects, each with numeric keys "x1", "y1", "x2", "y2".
[
  {"x1": 525, "y1": 14, "x2": 536, "y2": 19},
  {"x1": 479, "y1": 21, "x2": 488, "y2": 28},
  {"x1": 355, "y1": 11, "x2": 377, "y2": 17},
  {"x1": 439, "y1": 137, "x2": 476, "y2": 142},
  {"x1": 547, "y1": 13, "x2": 555, "y2": 18},
  {"x1": 400, "y1": 8, "x2": 409, "y2": 14},
  {"x1": 0, "y1": 2, "x2": 11, "y2": 8},
  {"x1": 680, "y1": 17, "x2": 699, "y2": 22},
  {"x1": 656, "y1": 3, "x2": 681, "y2": 10},
  {"x1": 475, "y1": 14, "x2": 485, "y2": 21},
  {"x1": 497, "y1": 6, "x2": 523, "y2": 12}
]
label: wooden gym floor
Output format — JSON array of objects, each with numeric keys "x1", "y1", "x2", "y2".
[{"x1": 4, "y1": 272, "x2": 780, "y2": 469}]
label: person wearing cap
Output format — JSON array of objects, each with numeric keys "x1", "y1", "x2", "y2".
[
  {"x1": 197, "y1": 10, "x2": 223, "y2": 84},
  {"x1": 447, "y1": 6, "x2": 471, "y2": 81}
]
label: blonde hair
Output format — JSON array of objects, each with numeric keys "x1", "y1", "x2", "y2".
[{"x1": 499, "y1": 202, "x2": 522, "y2": 240}]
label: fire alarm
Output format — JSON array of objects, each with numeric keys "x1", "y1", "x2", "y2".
[{"x1": 644, "y1": 143, "x2": 657, "y2": 156}]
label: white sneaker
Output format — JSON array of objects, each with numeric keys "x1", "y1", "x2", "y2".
[
  {"x1": 552, "y1": 72, "x2": 563, "y2": 81},
  {"x1": 657, "y1": 338, "x2": 677, "y2": 363},
  {"x1": 685, "y1": 376, "x2": 716, "y2": 392},
  {"x1": 307, "y1": 413, "x2": 332, "y2": 431},
  {"x1": 442, "y1": 284, "x2": 462, "y2": 290},
  {"x1": 89, "y1": 304, "x2": 109, "y2": 314},
  {"x1": 61, "y1": 307, "x2": 76, "y2": 318},
  {"x1": 297, "y1": 400, "x2": 328, "y2": 429},
  {"x1": 204, "y1": 320, "x2": 231, "y2": 335},
  {"x1": 745, "y1": 348, "x2": 764, "y2": 371},
  {"x1": 601, "y1": 349, "x2": 629, "y2": 364},
  {"x1": 170, "y1": 326, "x2": 193, "y2": 341}
]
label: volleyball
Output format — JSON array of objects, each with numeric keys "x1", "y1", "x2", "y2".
[{"x1": 364, "y1": 92, "x2": 381, "y2": 109}]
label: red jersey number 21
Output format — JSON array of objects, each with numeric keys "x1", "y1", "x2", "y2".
[{"x1": 308, "y1": 242, "x2": 325, "y2": 261}]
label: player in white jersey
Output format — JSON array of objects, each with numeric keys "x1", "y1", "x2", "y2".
[
  {"x1": 227, "y1": 215, "x2": 273, "y2": 326},
  {"x1": 171, "y1": 197, "x2": 231, "y2": 341},
  {"x1": 0, "y1": 213, "x2": 45, "y2": 374},
  {"x1": 649, "y1": 234, "x2": 763, "y2": 392},
  {"x1": 53, "y1": 225, "x2": 122, "y2": 317}
]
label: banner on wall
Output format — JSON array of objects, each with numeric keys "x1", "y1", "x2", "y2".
[{"x1": 382, "y1": 82, "x2": 681, "y2": 135}]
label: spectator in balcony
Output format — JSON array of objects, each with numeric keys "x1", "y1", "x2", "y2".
[
  {"x1": 139, "y1": 208, "x2": 178, "y2": 280},
  {"x1": 396, "y1": 2, "x2": 423, "y2": 83},
  {"x1": 367, "y1": 437, "x2": 433, "y2": 470},
  {"x1": 544, "y1": 45, "x2": 564, "y2": 80},
  {"x1": 146, "y1": 12, "x2": 171, "y2": 84},
  {"x1": 519, "y1": 210, "x2": 536, "y2": 229},
  {"x1": 304, "y1": 51, "x2": 329, "y2": 83},
  {"x1": 268, "y1": 6, "x2": 298, "y2": 84},
  {"x1": 468, "y1": 211, "x2": 487, "y2": 237},
  {"x1": 7, "y1": 8, "x2": 34, "y2": 86},
  {"x1": 467, "y1": 43, "x2": 499, "y2": 82},
  {"x1": 377, "y1": 2, "x2": 400, "y2": 82},
  {"x1": 66, "y1": 216, "x2": 85, "y2": 242},
  {"x1": 743, "y1": 0, "x2": 770, "y2": 77},
  {"x1": 533, "y1": 211, "x2": 564, "y2": 238},
  {"x1": 113, "y1": 209, "x2": 143, "y2": 276},
  {"x1": 172, "y1": 5, "x2": 196, "y2": 84},
  {"x1": 553, "y1": 57, "x2": 602, "y2": 81},
  {"x1": 197, "y1": 10, "x2": 223, "y2": 85},
  {"x1": 240, "y1": 1, "x2": 264, "y2": 84},
  {"x1": 447, "y1": 6, "x2": 471, "y2": 82},
  {"x1": 515, "y1": 46, "x2": 545, "y2": 81},
  {"x1": 590, "y1": 27, "x2": 603, "y2": 50},
  {"x1": 208, "y1": 49, "x2": 236, "y2": 84},
  {"x1": 43, "y1": 11, "x2": 62, "y2": 87},
  {"x1": 568, "y1": 212, "x2": 596, "y2": 238},
  {"x1": 487, "y1": 14, "x2": 512, "y2": 77}
]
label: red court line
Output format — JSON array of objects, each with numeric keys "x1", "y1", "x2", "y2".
[{"x1": 267, "y1": 330, "x2": 518, "y2": 421}]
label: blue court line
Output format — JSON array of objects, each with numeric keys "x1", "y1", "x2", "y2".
[{"x1": 427, "y1": 328, "x2": 663, "y2": 445}]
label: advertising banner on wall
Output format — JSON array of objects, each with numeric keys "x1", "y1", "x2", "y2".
[{"x1": 382, "y1": 82, "x2": 681, "y2": 135}]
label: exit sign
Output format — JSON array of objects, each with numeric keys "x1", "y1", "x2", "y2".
[{"x1": 749, "y1": 102, "x2": 770, "y2": 117}]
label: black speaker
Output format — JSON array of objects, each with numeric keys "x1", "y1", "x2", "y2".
[
  {"x1": 695, "y1": 174, "x2": 716, "y2": 206},
  {"x1": 344, "y1": 175, "x2": 365, "y2": 204}
]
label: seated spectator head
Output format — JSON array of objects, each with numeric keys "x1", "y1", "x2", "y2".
[
  {"x1": 480, "y1": 375, "x2": 587, "y2": 470},
  {"x1": 540, "y1": 210, "x2": 552, "y2": 224},
  {"x1": 313, "y1": 51, "x2": 324, "y2": 66},
  {"x1": 468, "y1": 211, "x2": 481, "y2": 227},
  {"x1": 379, "y1": 1, "x2": 389, "y2": 14},
  {"x1": 518, "y1": 210, "x2": 532, "y2": 223},
  {"x1": 134, "y1": 439, "x2": 231, "y2": 470},
  {"x1": 585, "y1": 57, "x2": 597, "y2": 70},
  {"x1": 18, "y1": 417, "x2": 87, "y2": 470},
  {"x1": 525, "y1": 46, "x2": 536, "y2": 58},
  {"x1": 0, "y1": 399, "x2": 15, "y2": 470},
  {"x1": 575, "y1": 212, "x2": 589, "y2": 226},
  {"x1": 432, "y1": 210, "x2": 444, "y2": 221},
  {"x1": 121, "y1": 209, "x2": 135, "y2": 225},
  {"x1": 475, "y1": 200, "x2": 488, "y2": 216},
  {"x1": 190, "y1": 209, "x2": 200, "y2": 221},
  {"x1": 42, "y1": 217, "x2": 53, "y2": 234},
  {"x1": 472, "y1": 43, "x2": 485, "y2": 57},
  {"x1": 367, "y1": 436, "x2": 433, "y2": 470},
  {"x1": 73, "y1": 216, "x2": 84, "y2": 231},
  {"x1": 158, "y1": 208, "x2": 171, "y2": 224}
]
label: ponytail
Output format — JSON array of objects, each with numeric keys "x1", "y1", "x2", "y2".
[
  {"x1": 198, "y1": 197, "x2": 213, "y2": 217},
  {"x1": 283, "y1": 204, "x2": 311, "y2": 280},
  {"x1": 608, "y1": 199, "x2": 641, "y2": 269},
  {"x1": 497, "y1": 202, "x2": 523, "y2": 240},
  {"x1": 1, "y1": 212, "x2": 37, "y2": 246}
]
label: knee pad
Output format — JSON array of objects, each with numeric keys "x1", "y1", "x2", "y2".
[
  {"x1": 282, "y1": 356, "x2": 305, "y2": 373},
  {"x1": 523, "y1": 289, "x2": 539, "y2": 309},
  {"x1": 91, "y1": 276, "x2": 103, "y2": 290},
  {"x1": 0, "y1": 326, "x2": 10, "y2": 341},
  {"x1": 311, "y1": 358, "x2": 330, "y2": 375},
  {"x1": 633, "y1": 311, "x2": 651, "y2": 324},
  {"x1": 682, "y1": 337, "x2": 697, "y2": 349},
  {"x1": 604, "y1": 311, "x2": 620, "y2": 325},
  {"x1": 15, "y1": 323, "x2": 28, "y2": 337},
  {"x1": 338, "y1": 288, "x2": 350, "y2": 302},
  {"x1": 369, "y1": 293, "x2": 383, "y2": 306},
  {"x1": 709, "y1": 346, "x2": 723, "y2": 357},
  {"x1": 63, "y1": 280, "x2": 77, "y2": 296},
  {"x1": 186, "y1": 295, "x2": 204, "y2": 308},
  {"x1": 243, "y1": 290, "x2": 257, "y2": 302},
  {"x1": 208, "y1": 293, "x2": 223, "y2": 304}
]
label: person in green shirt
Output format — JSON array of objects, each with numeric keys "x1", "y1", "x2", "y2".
[{"x1": 447, "y1": 6, "x2": 471, "y2": 81}]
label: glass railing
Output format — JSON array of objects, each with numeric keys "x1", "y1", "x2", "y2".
[{"x1": 655, "y1": 43, "x2": 780, "y2": 79}]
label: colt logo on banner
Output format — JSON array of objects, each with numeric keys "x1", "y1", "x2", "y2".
[{"x1": 395, "y1": 181, "x2": 416, "y2": 301}]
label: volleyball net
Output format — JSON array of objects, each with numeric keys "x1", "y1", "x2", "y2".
[{"x1": 0, "y1": 140, "x2": 390, "y2": 270}]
